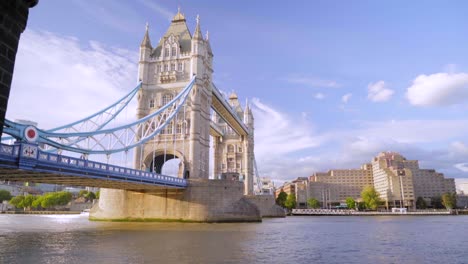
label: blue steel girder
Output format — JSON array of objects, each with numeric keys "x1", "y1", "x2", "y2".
[{"x1": 0, "y1": 142, "x2": 187, "y2": 190}]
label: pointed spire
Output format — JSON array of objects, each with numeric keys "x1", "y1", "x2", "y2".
[
  {"x1": 193, "y1": 14, "x2": 203, "y2": 40},
  {"x1": 140, "y1": 22, "x2": 152, "y2": 48}
]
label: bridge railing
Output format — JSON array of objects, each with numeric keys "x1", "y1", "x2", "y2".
[{"x1": 0, "y1": 142, "x2": 187, "y2": 187}]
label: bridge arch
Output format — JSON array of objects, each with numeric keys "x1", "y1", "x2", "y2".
[{"x1": 143, "y1": 150, "x2": 188, "y2": 179}]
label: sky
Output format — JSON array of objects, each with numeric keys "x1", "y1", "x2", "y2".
[{"x1": 5, "y1": 0, "x2": 468, "y2": 188}]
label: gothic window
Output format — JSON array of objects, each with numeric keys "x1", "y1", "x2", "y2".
[
  {"x1": 178, "y1": 62, "x2": 183, "y2": 71},
  {"x1": 149, "y1": 99, "x2": 155, "y2": 108},
  {"x1": 162, "y1": 94, "x2": 173, "y2": 105},
  {"x1": 164, "y1": 48, "x2": 169, "y2": 57},
  {"x1": 164, "y1": 64, "x2": 168, "y2": 72},
  {"x1": 171, "y1": 47, "x2": 176, "y2": 56},
  {"x1": 157, "y1": 65, "x2": 162, "y2": 73},
  {"x1": 171, "y1": 63, "x2": 176, "y2": 71},
  {"x1": 176, "y1": 123, "x2": 182, "y2": 134},
  {"x1": 227, "y1": 145, "x2": 235, "y2": 153}
]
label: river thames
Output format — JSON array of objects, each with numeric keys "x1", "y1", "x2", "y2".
[{"x1": 1, "y1": 214, "x2": 467, "y2": 264}]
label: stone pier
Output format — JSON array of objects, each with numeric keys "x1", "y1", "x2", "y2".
[{"x1": 90, "y1": 179, "x2": 262, "y2": 222}]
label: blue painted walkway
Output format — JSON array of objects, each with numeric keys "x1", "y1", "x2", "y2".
[{"x1": 0, "y1": 142, "x2": 187, "y2": 191}]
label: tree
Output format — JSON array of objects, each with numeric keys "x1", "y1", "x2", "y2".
[
  {"x1": 307, "y1": 198, "x2": 320, "y2": 209},
  {"x1": 22, "y1": 195, "x2": 37, "y2": 210},
  {"x1": 9, "y1": 195, "x2": 25, "y2": 209},
  {"x1": 345, "y1": 197, "x2": 356, "y2": 209},
  {"x1": 84, "y1": 191, "x2": 96, "y2": 201},
  {"x1": 416, "y1": 197, "x2": 427, "y2": 209},
  {"x1": 361, "y1": 186, "x2": 381, "y2": 210},
  {"x1": 96, "y1": 191, "x2": 100, "y2": 199},
  {"x1": 275, "y1": 191, "x2": 287, "y2": 208},
  {"x1": 441, "y1": 192, "x2": 457, "y2": 210},
  {"x1": 284, "y1": 194, "x2": 297, "y2": 210},
  {"x1": 78, "y1": 190, "x2": 88, "y2": 198},
  {"x1": 0, "y1": 190, "x2": 12, "y2": 203}
]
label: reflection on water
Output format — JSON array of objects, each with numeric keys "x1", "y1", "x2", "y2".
[{"x1": 1, "y1": 214, "x2": 468, "y2": 264}]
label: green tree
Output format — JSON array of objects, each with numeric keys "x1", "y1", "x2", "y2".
[
  {"x1": 96, "y1": 190, "x2": 100, "y2": 199},
  {"x1": 85, "y1": 191, "x2": 96, "y2": 201},
  {"x1": 9, "y1": 195, "x2": 25, "y2": 209},
  {"x1": 345, "y1": 197, "x2": 356, "y2": 209},
  {"x1": 284, "y1": 194, "x2": 297, "y2": 210},
  {"x1": 32, "y1": 196, "x2": 44, "y2": 209},
  {"x1": 22, "y1": 195, "x2": 37, "y2": 210},
  {"x1": 0, "y1": 190, "x2": 12, "y2": 203},
  {"x1": 416, "y1": 197, "x2": 427, "y2": 209},
  {"x1": 441, "y1": 192, "x2": 457, "y2": 210},
  {"x1": 307, "y1": 198, "x2": 320, "y2": 209},
  {"x1": 275, "y1": 191, "x2": 287, "y2": 208},
  {"x1": 78, "y1": 190, "x2": 88, "y2": 197},
  {"x1": 361, "y1": 186, "x2": 381, "y2": 210}
]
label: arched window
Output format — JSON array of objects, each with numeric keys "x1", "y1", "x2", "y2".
[
  {"x1": 162, "y1": 94, "x2": 173, "y2": 105},
  {"x1": 176, "y1": 123, "x2": 182, "y2": 134},
  {"x1": 227, "y1": 145, "x2": 235, "y2": 153},
  {"x1": 164, "y1": 47, "x2": 169, "y2": 57},
  {"x1": 178, "y1": 62, "x2": 183, "y2": 71},
  {"x1": 164, "y1": 64, "x2": 168, "y2": 72},
  {"x1": 171, "y1": 63, "x2": 176, "y2": 71},
  {"x1": 171, "y1": 47, "x2": 176, "y2": 56}
]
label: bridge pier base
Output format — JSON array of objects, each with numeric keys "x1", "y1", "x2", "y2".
[{"x1": 89, "y1": 179, "x2": 262, "y2": 222}]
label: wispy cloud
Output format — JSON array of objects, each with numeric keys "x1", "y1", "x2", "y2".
[
  {"x1": 406, "y1": 72, "x2": 468, "y2": 106},
  {"x1": 367, "y1": 81, "x2": 394, "y2": 102},
  {"x1": 8, "y1": 29, "x2": 138, "y2": 129},
  {"x1": 341, "y1": 93, "x2": 352, "y2": 103},
  {"x1": 136, "y1": 0, "x2": 174, "y2": 21},
  {"x1": 282, "y1": 75, "x2": 340, "y2": 88},
  {"x1": 314, "y1": 93, "x2": 325, "y2": 100}
]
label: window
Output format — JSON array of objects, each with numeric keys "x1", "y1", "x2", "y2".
[
  {"x1": 176, "y1": 123, "x2": 182, "y2": 134},
  {"x1": 164, "y1": 122, "x2": 173, "y2": 134},
  {"x1": 171, "y1": 47, "x2": 176, "y2": 56},
  {"x1": 157, "y1": 65, "x2": 162, "y2": 73},
  {"x1": 236, "y1": 163, "x2": 240, "y2": 169},
  {"x1": 171, "y1": 63, "x2": 176, "y2": 71},
  {"x1": 162, "y1": 94, "x2": 173, "y2": 105},
  {"x1": 178, "y1": 62, "x2": 183, "y2": 71},
  {"x1": 149, "y1": 99, "x2": 155, "y2": 108},
  {"x1": 164, "y1": 48, "x2": 169, "y2": 57},
  {"x1": 164, "y1": 64, "x2": 168, "y2": 72},
  {"x1": 238, "y1": 147, "x2": 242, "y2": 152},
  {"x1": 227, "y1": 145, "x2": 235, "y2": 153}
]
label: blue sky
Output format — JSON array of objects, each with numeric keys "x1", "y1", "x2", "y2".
[{"x1": 6, "y1": 0, "x2": 468, "y2": 187}]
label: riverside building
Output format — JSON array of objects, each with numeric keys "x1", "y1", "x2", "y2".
[{"x1": 289, "y1": 152, "x2": 456, "y2": 209}]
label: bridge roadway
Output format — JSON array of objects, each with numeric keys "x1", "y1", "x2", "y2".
[{"x1": 0, "y1": 142, "x2": 186, "y2": 193}]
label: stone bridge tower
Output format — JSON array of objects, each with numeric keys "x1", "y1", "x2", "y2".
[
  {"x1": 134, "y1": 10, "x2": 213, "y2": 179},
  {"x1": 212, "y1": 94, "x2": 255, "y2": 195}
]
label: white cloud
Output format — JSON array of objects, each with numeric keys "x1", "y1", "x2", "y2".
[
  {"x1": 283, "y1": 76, "x2": 340, "y2": 88},
  {"x1": 367, "y1": 81, "x2": 394, "y2": 102},
  {"x1": 406, "y1": 72, "x2": 468, "y2": 106},
  {"x1": 136, "y1": 0, "x2": 173, "y2": 21},
  {"x1": 251, "y1": 98, "x2": 324, "y2": 159},
  {"x1": 7, "y1": 29, "x2": 138, "y2": 129},
  {"x1": 314, "y1": 93, "x2": 325, "y2": 100},
  {"x1": 341, "y1": 93, "x2": 352, "y2": 103}
]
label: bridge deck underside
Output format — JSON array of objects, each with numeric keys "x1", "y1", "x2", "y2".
[{"x1": 0, "y1": 168, "x2": 185, "y2": 194}]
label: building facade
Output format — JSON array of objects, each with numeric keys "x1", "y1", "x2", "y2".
[{"x1": 307, "y1": 164, "x2": 374, "y2": 206}]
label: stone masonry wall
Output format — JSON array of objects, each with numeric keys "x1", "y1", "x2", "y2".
[
  {"x1": 0, "y1": 0, "x2": 37, "y2": 135},
  {"x1": 90, "y1": 179, "x2": 262, "y2": 222},
  {"x1": 245, "y1": 194, "x2": 286, "y2": 218}
]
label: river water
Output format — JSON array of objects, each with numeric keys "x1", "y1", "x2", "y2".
[{"x1": 1, "y1": 214, "x2": 467, "y2": 264}]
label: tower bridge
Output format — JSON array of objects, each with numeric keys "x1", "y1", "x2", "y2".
[{"x1": 0, "y1": 10, "x2": 284, "y2": 221}]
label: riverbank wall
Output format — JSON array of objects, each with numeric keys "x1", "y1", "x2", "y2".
[{"x1": 292, "y1": 209, "x2": 458, "y2": 216}]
